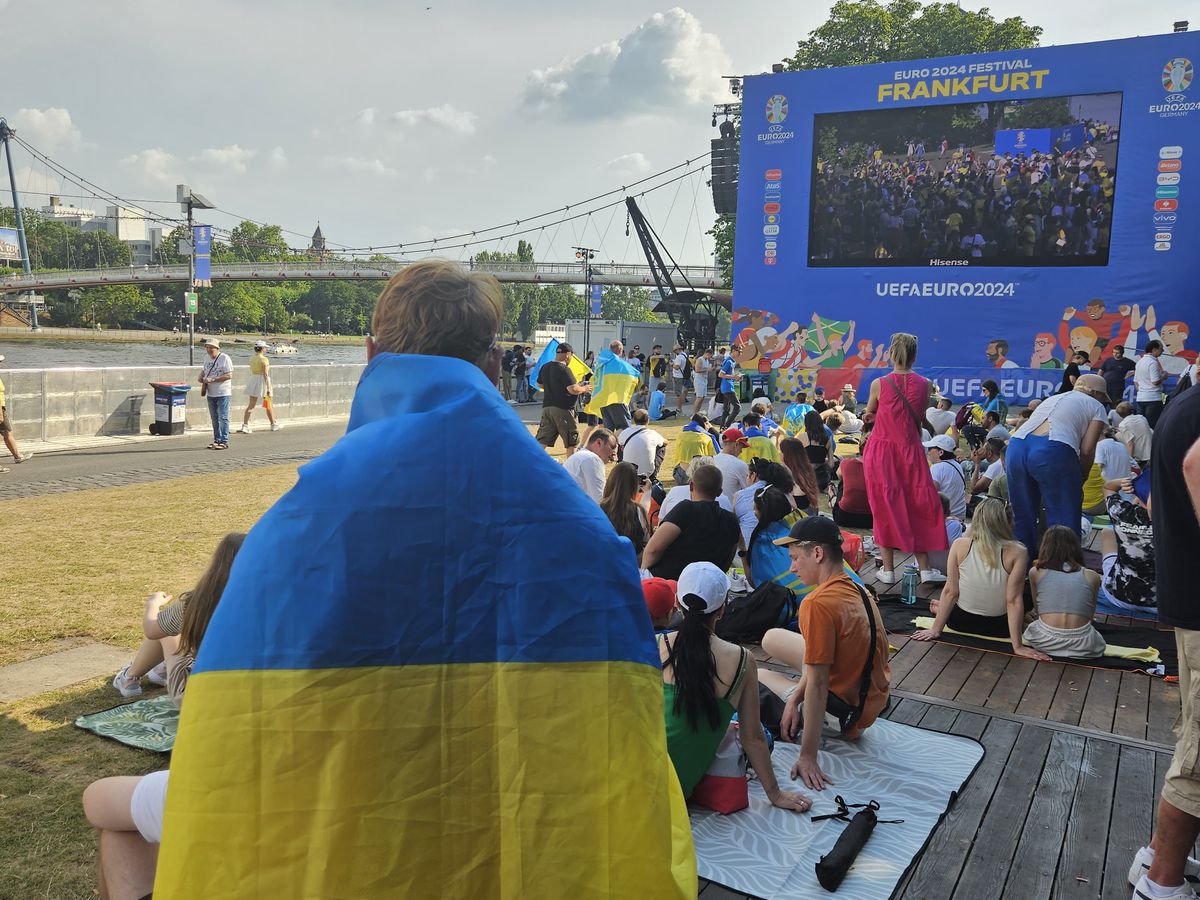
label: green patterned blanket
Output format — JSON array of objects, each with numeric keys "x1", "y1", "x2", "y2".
[{"x1": 74, "y1": 695, "x2": 178, "y2": 753}]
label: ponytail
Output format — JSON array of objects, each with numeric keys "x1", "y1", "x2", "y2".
[
  {"x1": 665, "y1": 597, "x2": 721, "y2": 730},
  {"x1": 746, "y1": 487, "x2": 794, "y2": 572}
]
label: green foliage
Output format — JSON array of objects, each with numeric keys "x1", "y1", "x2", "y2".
[
  {"x1": 600, "y1": 285, "x2": 658, "y2": 322},
  {"x1": 290, "y1": 311, "x2": 315, "y2": 332},
  {"x1": 1005, "y1": 96, "x2": 1071, "y2": 129},
  {"x1": 707, "y1": 215, "x2": 735, "y2": 289},
  {"x1": 57, "y1": 285, "x2": 154, "y2": 328},
  {"x1": 216, "y1": 221, "x2": 292, "y2": 262}
]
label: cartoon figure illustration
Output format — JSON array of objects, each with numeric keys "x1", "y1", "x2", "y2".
[
  {"x1": 1161, "y1": 321, "x2": 1196, "y2": 363},
  {"x1": 1030, "y1": 333, "x2": 1064, "y2": 369},
  {"x1": 850, "y1": 339, "x2": 889, "y2": 370},
  {"x1": 1130, "y1": 305, "x2": 1196, "y2": 375},
  {"x1": 985, "y1": 339, "x2": 1018, "y2": 369},
  {"x1": 1064, "y1": 326, "x2": 1099, "y2": 367},
  {"x1": 1061, "y1": 299, "x2": 1132, "y2": 362}
]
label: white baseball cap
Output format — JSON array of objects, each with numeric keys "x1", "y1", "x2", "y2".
[
  {"x1": 750, "y1": 396, "x2": 772, "y2": 410},
  {"x1": 922, "y1": 434, "x2": 957, "y2": 453},
  {"x1": 254, "y1": 340, "x2": 268, "y2": 349},
  {"x1": 676, "y1": 562, "x2": 730, "y2": 615}
]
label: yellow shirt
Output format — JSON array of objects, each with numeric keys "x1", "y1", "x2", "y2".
[
  {"x1": 1082, "y1": 463, "x2": 1105, "y2": 509},
  {"x1": 0, "y1": 377, "x2": 5, "y2": 408},
  {"x1": 249, "y1": 354, "x2": 269, "y2": 376}
]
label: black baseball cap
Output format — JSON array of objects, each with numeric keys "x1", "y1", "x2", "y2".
[
  {"x1": 558, "y1": 342, "x2": 574, "y2": 354},
  {"x1": 773, "y1": 515, "x2": 843, "y2": 547}
]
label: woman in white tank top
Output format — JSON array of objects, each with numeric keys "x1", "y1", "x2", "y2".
[{"x1": 912, "y1": 499, "x2": 1049, "y2": 661}]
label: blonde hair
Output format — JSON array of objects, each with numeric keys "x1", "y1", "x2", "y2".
[
  {"x1": 178, "y1": 533, "x2": 247, "y2": 659},
  {"x1": 889, "y1": 332, "x2": 918, "y2": 369},
  {"x1": 686, "y1": 455, "x2": 716, "y2": 479},
  {"x1": 968, "y1": 498, "x2": 1017, "y2": 571},
  {"x1": 371, "y1": 259, "x2": 503, "y2": 363}
]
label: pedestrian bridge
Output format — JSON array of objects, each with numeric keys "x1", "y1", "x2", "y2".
[{"x1": 0, "y1": 259, "x2": 728, "y2": 295}]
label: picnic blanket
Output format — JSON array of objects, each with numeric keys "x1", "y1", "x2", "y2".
[
  {"x1": 74, "y1": 695, "x2": 178, "y2": 753},
  {"x1": 691, "y1": 716, "x2": 983, "y2": 899}
]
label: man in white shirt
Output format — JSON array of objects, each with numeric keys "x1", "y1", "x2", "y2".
[
  {"x1": 563, "y1": 428, "x2": 616, "y2": 502},
  {"x1": 926, "y1": 397, "x2": 957, "y2": 436},
  {"x1": 713, "y1": 428, "x2": 750, "y2": 500},
  {"x1": 1116, "y1": 407, "x2": 1154, "y2": 465},
  {"x1": 1094, "y1": 431, "x2": 1134, "y2": 481},
  {"x1": 691, "y1": 348, "x2": 713, "y2": 416},
  {"x1": 671, "y1": 345, "x2": 690, "y2": 410},
  {"x1": 1134, "y1": 340, "x2": 1167, "y2": 427},
  {"x1": 618, "y1": 409, "x2": 667, "y2": 480},
  {"x1": 199, "y1": 338, "x2": 234, "y2": 449}
]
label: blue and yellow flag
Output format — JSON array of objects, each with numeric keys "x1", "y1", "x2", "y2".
[
  {"x1": 584, "y1": 348, "x2": 640, "y2": 416},
  {"x1": 530, "y1": 338, "x2": 591, "y2": 393},
  {"x1": 156, "y1": 353, "x2": 695, "y2": 898}
]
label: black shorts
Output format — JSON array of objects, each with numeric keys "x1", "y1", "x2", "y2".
[
  {"x1": 601, "y1": 403, "x2": 631, "y2": 431},
  {"x1": 947, "y1": 604, "x2": 1009, "y2": 639}
]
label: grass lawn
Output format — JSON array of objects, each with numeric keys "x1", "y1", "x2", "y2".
[{"x1": 0, "y1": 415, "x2": 712, "y2": 897}]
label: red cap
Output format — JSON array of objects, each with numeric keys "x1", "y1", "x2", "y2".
[
  {"x1": 642, "y1": 577, "x2": 678, "y2": 622},
  {"x1": 722, "y1": 427, "x2": 749, "y2": 447}
]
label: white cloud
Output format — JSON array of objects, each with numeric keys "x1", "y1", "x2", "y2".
[
  {"x1": 389, "y1": 104, "x2": 477, "y2": 135},
  {"x1": 267, "y1": 146, "x2": 288, "y2": 169},
  {"x1": 120, "y1": 148, "x2": 181, "y2": 184},
  {"x1": 600, "y1": 152, "x2": 652, "y2": 175},
  {"x1": 190, "y1": 144, "x2": 257, "y2": 175},
  {"x1": 14, "y1": 107, "x2": 82, "y2": 152},
  {"x1": 325, "y1": 155, "x2": 397, "y2": 178},
  {"x1": 521, "y1": 8, "x2": 729, "y2": 119},
  {"x1": 356, "y1": 108, "x2": 377, "y2": 130},
  {"x1": 13, "y1": 165, "x2": 61, "y2": 198}
]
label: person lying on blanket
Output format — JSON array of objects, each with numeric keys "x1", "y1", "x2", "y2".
[
  {"x1": 1025, "y1": 526, "x2": 1105, "y2": 659},
  {"x1": 909, "y1": 499, "x2": 1050, "y2": 662},
  {"x1": 660, "y1": 562, "x2": 812, "y2": 813},
  {"x1": 756, "y1": 516, "x2": 892, "y2": 792}
]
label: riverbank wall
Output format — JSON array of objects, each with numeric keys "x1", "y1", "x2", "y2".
[
  {"x1": 0, "y1": 326, "x2": 366, "y2": 346},
  {"x1": 0, "y1": 364, "x2": 365, "y2": 440}
]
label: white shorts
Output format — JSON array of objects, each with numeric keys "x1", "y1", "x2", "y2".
[
  {"x1": 130, "y1": 769, "x2": 170, "y2": 843},
  {"x1": 245, "y1": 374, "x2": 266, "y2": 398},
  {"x1": 692, "y1": 373, "x2": 708, "y2": 397}
]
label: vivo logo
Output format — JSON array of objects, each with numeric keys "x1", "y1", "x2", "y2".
[{"x1": 1154, "y1": 212, "x2": 1178, "y2": 224}]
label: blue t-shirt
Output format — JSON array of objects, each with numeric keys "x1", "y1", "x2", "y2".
[
  {"x1": 649, "y1": 390, "x2": 667, "y2": 421},
  {"x1": 718, "y1": 356, "x2": 736, "y2": 392}
]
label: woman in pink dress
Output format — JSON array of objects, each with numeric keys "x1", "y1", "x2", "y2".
[{"x1": 861, "y1": 333, "x2": 949, "y2": 583}]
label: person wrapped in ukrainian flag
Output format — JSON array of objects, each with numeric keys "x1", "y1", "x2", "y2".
[
  {"x1": 155, "y1": 261, "x2": 695, "y2": 898},
  {"x1": 586, "y1": 340, "x2": 641, "y2": 432}
]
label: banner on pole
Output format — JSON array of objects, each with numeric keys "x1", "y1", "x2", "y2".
[
  {"x1": 192, "y1": 225, "x2": 212, "y2": 288},
  {"x1": 590, "y1": 283, "x2": 603, "y2": 316},
  {"x1": 0, "y1": 227, "x2": 21, "y2": 262},
  {"x1": 184, "y1": 291, "x2": 199, "y2": 314}
]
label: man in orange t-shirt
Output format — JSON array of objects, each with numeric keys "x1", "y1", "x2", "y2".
[{"x1": 758, "y1": 516, "x2": 890, "y2": 791}]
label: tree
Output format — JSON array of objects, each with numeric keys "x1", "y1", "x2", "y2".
[
  {"x1": 218, "y1": 221, "x2": 292, "y2": 262},
  {"x1": 62, "y1": 285, "x2": 154, "y2": 328},
  {"x1": 1006, "y1": 96, "x2": 1072, "y2": 129},
  {"x1": 712, "y1": 1, "x2": 1043, "y2": 286},
  {"x1": 600, "y1": 285, "x2": 658, "y2": 322}
]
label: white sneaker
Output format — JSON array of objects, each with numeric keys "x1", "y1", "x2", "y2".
[
  {"x1": 920, "y1": 569, "x2": 948, "y2": 584},
  {"x1": 238, "y1": 424, "x2": 252, "y2": 434},
  {"x1": 14, "y1": 452, "x2": 32, "y2": 463},
  {"x1": 1129, "y1": 846, "x2": 1200, "y2": 887},
  {"x1": 876, "y1": 569, "x2": 898, "y2": 584},
  {"x1": 146, "y1": 662, "x2": 169, "y2": 687},
  {"x1": 1133, "y1": 874, "x2": 1198, "y2": 899},
  {"x1": 270, "y1": 422, "x2": 282, "y2": 431},
  {"x1": 112, "y1": 664, "x2": 143, "y2": 698}
]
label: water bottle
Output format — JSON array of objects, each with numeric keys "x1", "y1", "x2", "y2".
[{"x1": 901, "y1": 565, "x2": 920, "y2": 606}]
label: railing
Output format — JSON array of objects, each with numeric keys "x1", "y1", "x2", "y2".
[{"x1": 0, "y1": 260, "x2": 727, "y2": 294}]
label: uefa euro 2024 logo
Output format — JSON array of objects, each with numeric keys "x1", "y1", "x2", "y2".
[
  {"x1": 1163, "y1": 58, "x2": 1193, "y2": 93},
  {"x1": 766, "y1": 94, "x2": 788, "y2": 125}
]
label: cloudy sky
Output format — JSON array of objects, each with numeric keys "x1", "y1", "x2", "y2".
[{"x1": 2, "y1": 0, "x2": 1185, "y2": 266}]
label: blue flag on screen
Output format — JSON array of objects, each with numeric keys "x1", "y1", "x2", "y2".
[
  {"x1": 192, "y1": 225, "x2": 212, "y2": 288},
  {"x1": 590, "y1": 283, "x2": 603, "y2": 316}
]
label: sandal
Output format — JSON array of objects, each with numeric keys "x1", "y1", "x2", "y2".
[
  {"x1": 207, "y1": 442, "x2": 217, "y2": 449},
  {"x1": 215, "y1": 442, "x2": 229, "y2": 450}
]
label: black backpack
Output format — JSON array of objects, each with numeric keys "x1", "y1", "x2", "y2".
[
  {"x1": 715, "y1": 579, "x2": 797, "y2": 644},
  {"x1": 681, "y1": 354, "x2": 693, "y2": 381}
]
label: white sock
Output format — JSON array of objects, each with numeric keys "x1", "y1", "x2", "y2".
[{"x1": 1142, "y1": 875, "x2": 1186, "y2": 898}]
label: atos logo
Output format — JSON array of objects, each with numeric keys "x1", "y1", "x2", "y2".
[{"x1": 764, "y1": 181, "x2": 781, "y2": 191}]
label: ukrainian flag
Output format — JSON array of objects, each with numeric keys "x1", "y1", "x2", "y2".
[
  {"x1": 530, "y1": 338, "x2": 592, "y2": 393},
  {"x1": 584, "y1": 348, "x2": 639, "y2": 416},
  {"x1": 155, "y1": 353, "x2": 695, "y2": 898}
]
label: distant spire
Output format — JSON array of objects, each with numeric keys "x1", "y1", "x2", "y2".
[{"x1": 309, "y1": 222, "x2": 326, "y2": 254}]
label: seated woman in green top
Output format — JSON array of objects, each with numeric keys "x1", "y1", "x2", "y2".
[{"x1": 660, "y1": 561, "x2": 811, "y2": 812}]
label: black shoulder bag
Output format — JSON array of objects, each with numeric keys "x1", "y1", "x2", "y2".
[{"x1": 823, "y1": 582, "x2": 883, "y2": 736}]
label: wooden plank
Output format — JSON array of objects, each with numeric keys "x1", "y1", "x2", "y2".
[
  {"x1": 1147, "y1": 677, "x2": 1181, "y2": 747},
  {"x1": 888, "y1": 639, "x2": 935, "y2": 685},
  {"x1": 926, "y1": 648, "x2": 984, "y2": 700},
  {"x1": 984, "y1": 657, "x2": 1037, "y2": 714},
  {"x1": 1054, "y1": 738, "x2": 1121, "y2": 900},
  {"x1": 949, "y1": 709, "x2": 990, "y2": 741},
  {"x1": 1014, "y1": 662, "x2": 1066, "y2": 720},
  {"x1": 955, "y1": 651, "x2": 1011, "y2": 707},
  {"x1": 898, "y1": 718, "x2": 1022, "y2": 900},
  {"x1": 1046, "y1": 667, "x2": 1093, "y2": 727},
  {"x1": 887, "y1": 698, "x2": 932, "y2": 726},
  {"x1": 898, "y1": 642, "x2": 958, "y2": 694},
  {"x1": 951, "y1": 725, "x2": 1055, "y2": 900},
  {"x1": 1002, "y1": 731, "x2": 1087, "y2": 898},
  {"x1": 1100, "y1": 746, "x2": 1155, "y2": 900},
  {"x1": 918, "y1": 704, "x2": 960, "y2": 733},
  {"x1": 1113, "y1": 671, "x2": 1151, "y2": 740},
  {"x1": 1079, "y1": 669, "x2": 1121, "y2": 734}
]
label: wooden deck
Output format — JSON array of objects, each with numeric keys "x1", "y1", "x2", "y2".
[{"x1": 698, "y1": 549, "x2": 1180, "y2": 899}]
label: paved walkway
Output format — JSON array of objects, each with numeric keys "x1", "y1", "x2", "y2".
[
  {"x1": 0, "y1": 417, "x2": 348, "y2": 500},
  {"x1": 0, "y1": 644, "x2": 131, "y2": 705}
]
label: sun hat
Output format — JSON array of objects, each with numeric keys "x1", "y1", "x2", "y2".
[
  {"x1": 254, "y1": 340, "x2": 268, "y2": 349},
  {"x1": 204, "y1": 338, "x2": 221, "y2": 349}
]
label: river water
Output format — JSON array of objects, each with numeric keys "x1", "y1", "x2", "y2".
[{"x1": 0, "y1": 340, "x2": 369, "y2": 369}]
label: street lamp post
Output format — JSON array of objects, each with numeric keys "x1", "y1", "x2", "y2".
[
  {"x1": 573, "y1": 245, "x2": 597, "y2": 356},
  {"x1": 177, "y1": 184, "x2": 214, "y2": 365}
]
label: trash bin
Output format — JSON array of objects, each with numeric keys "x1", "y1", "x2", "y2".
[
  {"x1": 149, "y1": 382, "x2": 191, "y2": 435},
  {"x1": 739, "y1": 372, "x2": 770, "y2": 403}
]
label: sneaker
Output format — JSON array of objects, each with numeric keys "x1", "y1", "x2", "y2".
[
  {"x1": 876, "y1": 569, "x2": 898, "y2": 584},
  {"x1": 920, "y1": 569, "x2": 948, "y2": 584},
  {"x1": 14, "y1": 452, "x2": 32, "y2": 463},
  {"x1": 238, "y1": 424, "x2": 252, "y2": 434},
  {"x1": 112, "y1": 664, "x2": 143, "y2": 698},
  {"x1": 146, "y1": 662, "x2": 169, "y2": 687},
  {"x1": 0, "y1": 466, "x2": 9, "y2": 474},
  {"x1": 1133, "y1": 874, "x2": 1198, "y2": 899},
  {"x1": 1128, "y1": 846, "x2": 1200, "y2": 887},
  {"x1": 270, "y1": 422, "x2": 282, "y2": 432}
]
